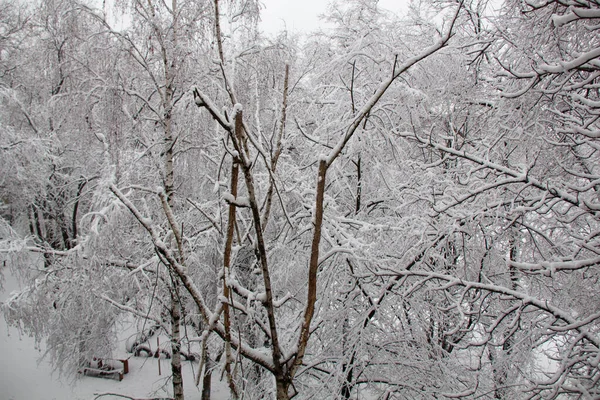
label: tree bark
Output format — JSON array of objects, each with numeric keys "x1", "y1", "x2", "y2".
[
  {"x1": 170, "y1": 290, "x2": 184, "y2": 400},
  {"x1": 201, "y1": 353, "x2": 213, "y2": 400},
  {"x1": 222, "y1": 155, "x2": 240, "y2": 398}
]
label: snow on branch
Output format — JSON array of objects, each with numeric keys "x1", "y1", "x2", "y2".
[
  {"x1": 410, "y1": 133, "x2": 599, "y2": 213},
  {"x1": 537, "y1": 47, "x2": 600, "y2": 75},
  {"x1": 109, "y1": 182, "x2": 276, "y2": 371},
  {"x1": 222, "y1": 192, "x2": 251, "y2": 208},
  {"x1": 192, "y1": 87, "x2": 233, "y2": 131},
  {"x1": 384, "y1": 269, "x2": 600, "y2": 348},
  {"x1": 552, "y1": 8, "x2": 600, "y2": 27},
  {"x1": 509, "y1": 256, "x2": 600, "y2": 275},
  {"x1": 97, "y1": 293, "x2": 167, "y2": 332},
  {"x1": 323, "y1": 0, "x2": 464, "y2": 167}
]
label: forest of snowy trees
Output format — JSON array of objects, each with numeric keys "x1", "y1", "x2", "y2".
[{"x1": 1, "y1": 0, "x2": 599, "y2": 398}]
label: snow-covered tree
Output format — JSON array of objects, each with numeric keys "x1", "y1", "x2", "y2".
[{"x1": 4, "y1": 0, "x2": 599, "y2": 399}]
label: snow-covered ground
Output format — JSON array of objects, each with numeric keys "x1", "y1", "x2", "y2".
[{"x1": 0, "y1": 268, "x2": 227, "y2": 400}]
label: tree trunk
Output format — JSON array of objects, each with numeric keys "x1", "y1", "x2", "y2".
[
  {"x1": 171, "y1": 291, "x2": 184, "y2": 400},
  {"x1": 276, "y1": 377, "x2": 291, "y2": 400},
  {"x1": 222, "y1": 158, "x2": 240, "y2": 398},
  {"x1": 201, "y1": 352, "x2": 213, "y2": 400}
]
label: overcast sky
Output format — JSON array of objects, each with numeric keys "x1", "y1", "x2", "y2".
[
  {"x1": 103, "y1": 1, "x2": 409, "y2": 36},
  {"x1": 259, "y1": 0, "x2": 410, "y2": 35}
]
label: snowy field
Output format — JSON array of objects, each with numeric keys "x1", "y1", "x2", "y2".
[{"x1": 0, "y1": 268, "x2": 227, "y2": 400}]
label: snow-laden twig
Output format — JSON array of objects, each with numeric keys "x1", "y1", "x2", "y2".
[
  {"x1": 509, "y1": 256, "x2": 600, "y2": 275},
  {"x1": 384, "y1": 269, "x2": 600, "y2": 348},
  {"x1": 109, "y1": 183, "x2": 276, "y2": 371}
]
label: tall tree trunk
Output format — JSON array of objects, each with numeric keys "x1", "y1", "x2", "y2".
[
  {"x1": 201, "y1": 351, "x2": 213, "y2": 400},
  {"x1": 161, "y1": 0, "x2": 184, "y2": 395},
  {"x1": 164, "y1": 98, "x2": 184, "y2": 399},
  {"x1": 222, "y1": 158, "x2": 240, "y2": 398},
  {"x1": 171, "y1": 290, "x2": 184, "y2": 400}
]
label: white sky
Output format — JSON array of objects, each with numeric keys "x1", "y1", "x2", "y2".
[
  {"x1": 102, "y1": 0, "x2": 410, "y2": 35},
  {"x1": 259, "y1": 0, "x2": 410, "y2": 35}
]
